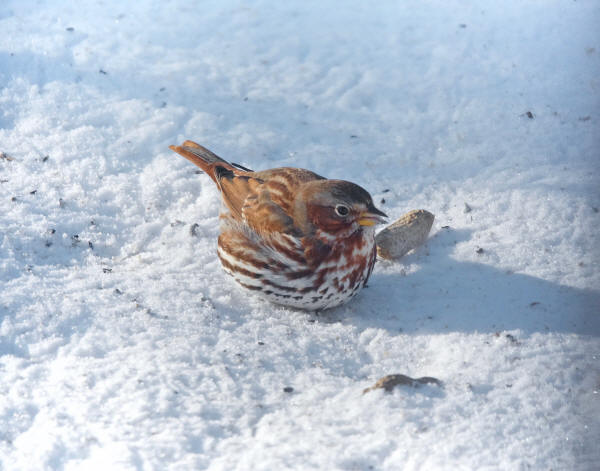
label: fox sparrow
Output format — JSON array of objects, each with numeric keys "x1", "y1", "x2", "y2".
[{"x1": 169, "y1": 140, "x2": 387, "y2": 310}]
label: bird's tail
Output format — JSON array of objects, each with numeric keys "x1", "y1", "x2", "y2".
[
  {"x1": 169, "y1": 140, "x2": 243, "y2": 184},
  {"x1": 170, "y1": 140, "x2": 261, "y2": 220}
]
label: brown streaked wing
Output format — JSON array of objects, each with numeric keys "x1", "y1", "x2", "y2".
[
  {"x1": 241, "y1": 189, "x2": 296, "y2": 235},
  {"x1": 218, "y1": 174, "x2": 263, "y2": 222},
  {"x1": 252, "y1": 167, "x2": 325, "y2": 184},
  {"x1": 239, "y1": 167, "x2": 324, "y2": 236}
]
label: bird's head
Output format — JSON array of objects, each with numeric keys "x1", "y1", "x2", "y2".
[{"x1": 294, "y1": 179, "x2": 387, "y2": 235}]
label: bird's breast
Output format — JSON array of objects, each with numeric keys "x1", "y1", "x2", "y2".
[{"x1": 217, "y1": 218, "x2": 377, "y2": 310}]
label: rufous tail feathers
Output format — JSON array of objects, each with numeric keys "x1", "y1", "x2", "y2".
[{"x1": 169, "y1": 140, "x2": 236, "y2": 183}]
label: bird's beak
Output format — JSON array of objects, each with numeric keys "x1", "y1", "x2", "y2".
[{"x1": 358, "y1": 207, "x2": 388, "y2": 226}]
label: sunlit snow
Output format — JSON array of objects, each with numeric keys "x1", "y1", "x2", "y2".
[{"x1": 1, "y1": 1, "x2": 599, "y2": 469}]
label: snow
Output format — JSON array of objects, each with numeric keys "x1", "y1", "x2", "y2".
[{"x1": 1, "y1": 0, "x2": 599, "y2": 469}]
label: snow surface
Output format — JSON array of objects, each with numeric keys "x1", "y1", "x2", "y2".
[{"x1": 1, "y1": 0, "x2": 599, "y2": 469}]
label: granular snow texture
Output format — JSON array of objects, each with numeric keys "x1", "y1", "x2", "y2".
[{"x1": 1, "y1": 1, "x2": 599, "y2": 470}]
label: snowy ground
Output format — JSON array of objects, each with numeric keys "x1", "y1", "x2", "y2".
[{"x1": 1, "y1": 1, "x2": 599, "y2": 469}]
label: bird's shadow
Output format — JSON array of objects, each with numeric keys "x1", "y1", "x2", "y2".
[{"x1": 320, "y1": 227, "x2": 600, "y2": 336}]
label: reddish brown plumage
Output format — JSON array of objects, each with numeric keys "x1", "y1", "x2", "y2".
[{"x1": 169, "y1": 140, "x2": 387, "y2": 310}]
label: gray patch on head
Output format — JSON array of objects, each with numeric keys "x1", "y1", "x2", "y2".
[{"x1": 327, "y1": 180, "x2": 373, "y2": 206}]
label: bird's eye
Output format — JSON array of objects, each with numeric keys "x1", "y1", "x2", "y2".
[{"x1": 335, "y1": 204, "x2": 350, "y2": 217}]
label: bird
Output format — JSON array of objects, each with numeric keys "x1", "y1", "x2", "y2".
[{"x1": 169, "y1": 140, "x2": 387, "y2": 310}]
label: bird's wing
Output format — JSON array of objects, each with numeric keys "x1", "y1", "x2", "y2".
[
  {"x1": 239, "y1": 168, "x2": 325, "y2": 236},
  {"x1": 239, "y1": 185, "x2": 296, "y2": 235},
  {"x1": 170, "y1": 141, "x2": 307, "y2": 234}
]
